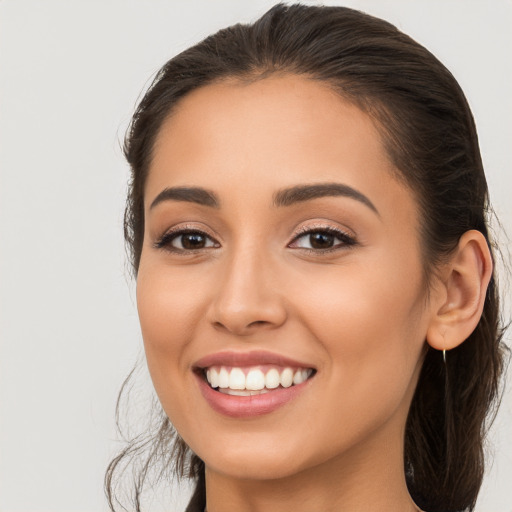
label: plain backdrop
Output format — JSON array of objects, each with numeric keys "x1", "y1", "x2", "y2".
[{"x1": 0, "y1": 1, "x2": 511, "y2": 511}]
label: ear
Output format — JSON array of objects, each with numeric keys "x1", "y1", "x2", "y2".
[{"x1": 426, "y1": 230, "x2": 493, "y2": 353}]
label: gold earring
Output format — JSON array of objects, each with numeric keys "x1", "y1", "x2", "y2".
[{"x1": 443, "y1": 349, "x2": 446, "y2": 363}]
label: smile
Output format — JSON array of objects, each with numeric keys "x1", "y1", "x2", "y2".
[
  {"x1": 204, "y1": 365, "x2": 314, "y2": 396},
  {"x1": 193, "y1": 351, "x2": 317, "y2": 417}
]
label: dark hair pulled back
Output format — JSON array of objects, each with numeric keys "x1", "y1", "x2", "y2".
[{"x1": 107, "y1": 4, "x2": 507, "y2": 512}]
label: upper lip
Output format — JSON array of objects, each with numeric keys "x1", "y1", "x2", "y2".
[{"x1": 193, "y1": 350, "x2": 316, "y2": 370}]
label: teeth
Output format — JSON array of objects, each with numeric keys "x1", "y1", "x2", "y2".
[
  {"x1": 229, "y1": 368, "x2": 246, "y2": 390},
  {"x1": 218, "y1": 367, "x2": 229, "y2": 388},
  {"x1": 219, "y1": 388, "x2": 271, "y2": 396},
  {"x1": 220, "y1": 389, "x2": 252, "y2": 396},
  {"x1": 280, "y1": 367, "x2": 294, "y2": 388},
  {"x1": 265, "y1": 368, "x2": 280, "y2": 389},
  {"x1": 204, "y1": 365, "x2": 314, "y2": 392},
  {"x1": 208, "y1": 368, "x2": 219, "y2": 388},
  {"x1": 293, "y1": 369, "x2": 310, "y2": 385},
  {"x1": 246, "y1": 369, "x2": 265, "y2": 390}
]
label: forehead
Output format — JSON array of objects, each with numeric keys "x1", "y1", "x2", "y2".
[
  {"x1": 152, "y1": 75, "x2": 386, "y2": 170},
  {"x1": 147, "y1": 74, "x2": 416, "y2": 223}
]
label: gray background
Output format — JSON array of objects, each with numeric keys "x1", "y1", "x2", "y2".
[{"x1": 1, "y1": 1, "x2": 510, "y2": 511}]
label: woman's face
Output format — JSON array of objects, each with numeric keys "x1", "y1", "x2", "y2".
[{"x1": 137, "y1": 75, "x2": 434, "y2": 480}]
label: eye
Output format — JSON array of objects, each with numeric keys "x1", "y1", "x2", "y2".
[
  {"x1": 155, "y1": 229, "x2": 219, "y2": 252},
  {"x1": 289, "y1": 227, "x2": 356, "y2": 251}
]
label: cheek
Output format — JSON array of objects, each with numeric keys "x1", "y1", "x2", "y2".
[
  {"x1": 292, "y1": 254, "x2": 427, "y2": 403},
  {"x1": 135, "y1": 261, "x2": 204, "y2": 399},
  {"x1": 294, "y1": 273, "x2": 426, "y2": 460},
  {"x1": 135, "y1": 264, "x2": 208, "y2": 432},
  {"x1": 300, "y1": 255, "x2": 423, "y2": 339},
  {"x1": 136, "y1": 261, "x2": 204, "y2": 351}
]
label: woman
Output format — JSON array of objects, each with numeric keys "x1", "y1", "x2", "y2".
[{"x1": 106, "y1": 4, "x2": 507, "y2": 512}]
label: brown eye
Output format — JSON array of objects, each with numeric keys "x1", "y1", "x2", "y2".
[
  {"x1": 179, "y1": 232, "x2": 208, "y2": 250},
  {"x1": 289, "y1": 228, "x2": 356, "y2": 252},
  {"x1": 308, "y1": 232, "x2": 335, "y2": 249},
  {"x1": 155, "y1": 229, "x2": 219, "y2": 252}
]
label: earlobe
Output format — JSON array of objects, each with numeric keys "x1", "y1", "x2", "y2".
[{"x1": 426, "y1": 230, "x2": 493, "y2": 353}]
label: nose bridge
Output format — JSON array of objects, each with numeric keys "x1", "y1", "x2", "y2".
[{"x1": 209, "y1": 239, "x2": 286, "y2": 334}]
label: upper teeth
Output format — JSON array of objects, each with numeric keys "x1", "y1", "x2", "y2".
[{"x1": 205, "y1": 366, "x2": 312, "y2": 391}]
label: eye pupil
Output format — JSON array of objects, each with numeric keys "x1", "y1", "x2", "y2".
[
  {"x1": 310, "y1": 232, "x2": 334, "y2": 249},
  {"x1": 182, "y1": 233, "x2": 206, "y2": 249}
]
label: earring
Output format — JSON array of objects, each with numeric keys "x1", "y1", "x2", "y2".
[{"x1": 442, "y1": 349, "x2": 446, "y2": 364}]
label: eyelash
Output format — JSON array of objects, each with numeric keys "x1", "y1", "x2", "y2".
[
  {"x1": 289, "y1": 226, "x2": 357, "y2": 253},
  {"x1": 154, "y1": 226, "x2": 219, "y2": 254},
  {"x1": 154, "y1": 225, "x2": 357, "y2": 255}
]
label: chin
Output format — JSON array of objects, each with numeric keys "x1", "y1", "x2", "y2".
[
  {"x1": 193, "y1": 431, "x2": 327, "y2": 482},
  {"x1": 204, "y1": 450, "x2": 308, "y2": 481}
]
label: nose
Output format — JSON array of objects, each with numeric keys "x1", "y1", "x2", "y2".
[{"x1": 207, "y1": 246, "x2": 287, "y2": 336}]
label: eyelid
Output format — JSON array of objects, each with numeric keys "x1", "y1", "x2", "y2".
[
  {"x1": 153, "y1": 221, "x2": 357, "y2": 254},
  {"x1": 153, "y1": 223, "x2": 220, "y2": 252},
  {"x1": 288, "y1": 223, "x2": 357, "y2": 250},
  {"x1": 291, "y1": 221, "x2": 356, "y2": 239}
]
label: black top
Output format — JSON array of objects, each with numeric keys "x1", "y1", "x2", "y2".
[
  {"x1": 183, "y1": 479, "x2": 456, "y2": 512},
  {"x1": 183, "y1": 494, "x2": 452, "y2": 512}
]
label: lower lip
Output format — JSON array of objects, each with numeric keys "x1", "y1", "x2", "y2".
[{"x1": 195, "y1": 372, "x2": 313, "y2": 418}]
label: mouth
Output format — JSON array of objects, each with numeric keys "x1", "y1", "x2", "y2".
[
  {"x1": 198, "y1": 365, "x2": 316, "y2": 396},
  {"x1": 193, "y1": 350, "x2": 317, "y2": 417}
]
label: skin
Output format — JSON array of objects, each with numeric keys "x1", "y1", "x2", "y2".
[{"x1": 136, "y1": 75, "x2": 492, "y2": 512}]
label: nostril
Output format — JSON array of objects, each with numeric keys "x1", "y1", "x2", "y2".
[
  {"x1": 212, "y1": 322, "x2": 231, "y2": 335},
  {"x1": 212, "y1": 319, "x2": 271, "y2": 334},
  {"x1": 248, "y1": 320, "x2": 269, "y2": 327}
]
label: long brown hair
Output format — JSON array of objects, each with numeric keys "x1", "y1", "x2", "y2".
[{"x1": 106, "y1": 4, "x2": 508, "y2": 511}]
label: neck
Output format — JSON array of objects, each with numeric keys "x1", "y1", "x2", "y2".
[{"x1": 204, "y1": 418, "x2": 419, "y2": 512}]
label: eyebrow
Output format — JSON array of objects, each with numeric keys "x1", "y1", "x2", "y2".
[
  {"x1": 273, "y1": 183, "x2": 379, "y2": 215},
  {"x1": 150, "y1": 186, "x2": 220, "y2": 210},
  {"x1": 149, "y1": 182, "x2": 379, "y2": 216}
]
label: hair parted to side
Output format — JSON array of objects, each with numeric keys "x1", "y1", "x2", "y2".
[{"x1": 107, "y1": 4, "x2": 508, "y2": 512}]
